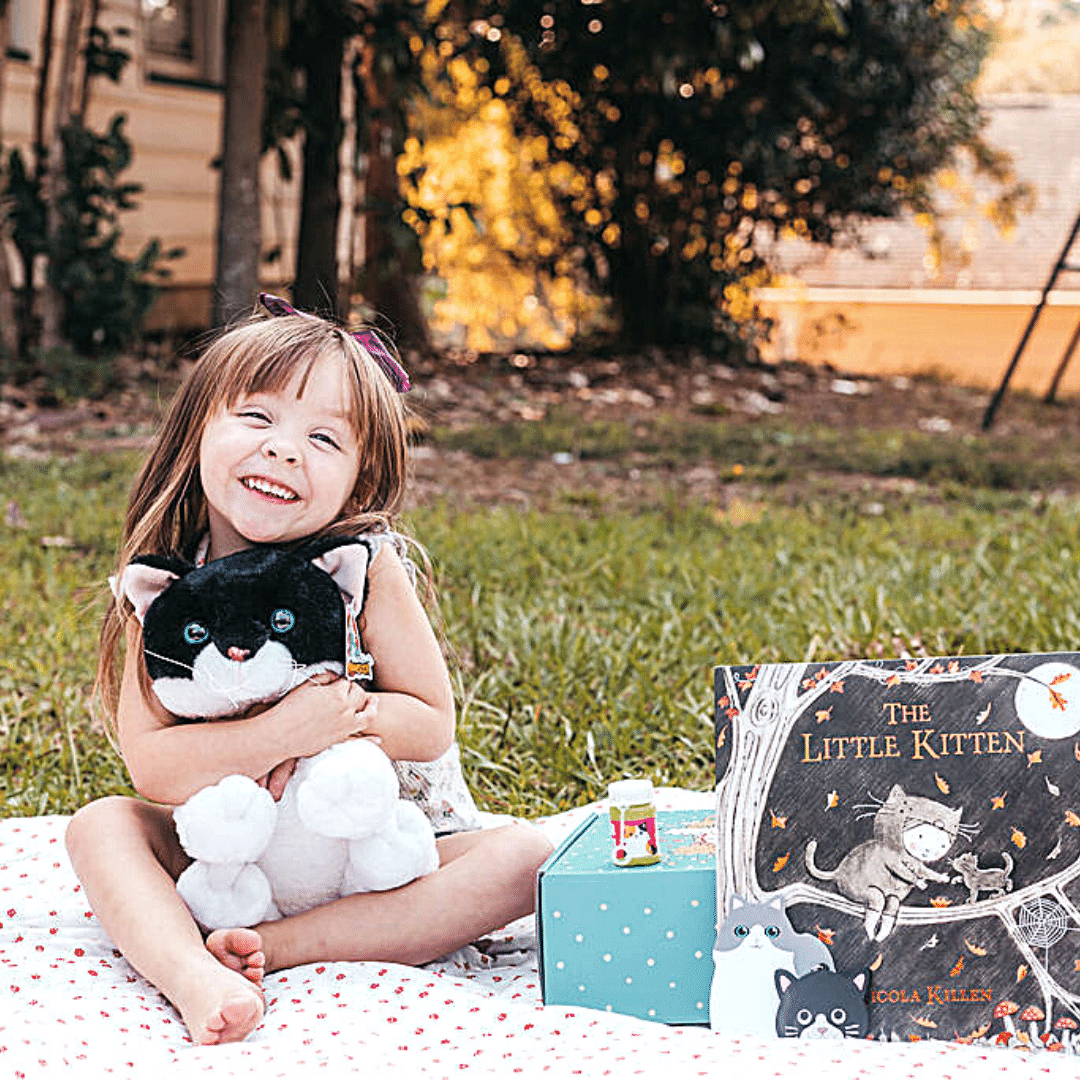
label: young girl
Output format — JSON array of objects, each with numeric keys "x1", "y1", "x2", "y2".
[{"x1": 65, "y1": 299, "x2": 553, "y2": 1046}]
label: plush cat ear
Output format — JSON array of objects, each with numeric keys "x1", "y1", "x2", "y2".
[
  {"x1": 308, "y1": 541, "x2": 370, "y2": 605},
  {"x1": 767, "y1": 896, "x2": 784, "y2": 912},
  {"x1": 851, "y1": 969, "x2": 869, "y2": 996},
  {"x1": 115, "y1": 561, "x2": 181, "y2": 623},
  {"x1": 730, "y1": 896, "x2": 745, "y2": 911},
  {"x1": 774, "y1": 970, "x2": 795, "y2": 997}
]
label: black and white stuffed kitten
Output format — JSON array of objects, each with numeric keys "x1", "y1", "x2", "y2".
[
  {"x1": 774, "y1": 968, "x2": 871, "y2": 1040},
  {"x1": 117, "y1": 537, "x2": 439, "y2": 930},
  {"x1": 121, "y1": 537, "x2": 370, "y2": 719}
]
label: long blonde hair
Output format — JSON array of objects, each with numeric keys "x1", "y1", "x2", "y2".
[{"x1": 95, "y1": 312, "x2": 413, "y2": 731}]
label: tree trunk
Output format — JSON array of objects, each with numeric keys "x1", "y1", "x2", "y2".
[
  {"x1": 40, "y1": 0, "x2": 89, "y2": 352},
  {"x1": 213, "y1": 0, "x2": 268, "y2": 326},
  {"x1": 0, "y1": 0, "x2": 19, "y2": 360},
  {"x1": 357, "y1": 39, "x2": 428, "y2": 347},
  {"x1": 293, "y1": 18, "x2": 344, "y2": 314}
]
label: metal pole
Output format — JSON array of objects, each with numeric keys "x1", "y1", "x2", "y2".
[
  {"x1": 1043, "y1": 316, "x2": 1080, "y2": 404},
  {"x1": 982, "y1": 207, "x2": 1080, "y2": 430}
]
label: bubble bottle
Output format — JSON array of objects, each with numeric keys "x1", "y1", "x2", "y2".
[{"x1": 608, "y1": 779, "x2": 660, "y2": 867}]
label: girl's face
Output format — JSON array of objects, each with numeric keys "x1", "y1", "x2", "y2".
[{"x1": 199, "y1": 351, "x2": 361, "y2": 559}]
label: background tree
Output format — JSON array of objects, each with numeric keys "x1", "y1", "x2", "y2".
[
  {"x1": 411, "y1": 0, "x2": 1023, "y2": 352},
  {"x1": 213, "y1": 0, "x2": 268, "y2": 325}
]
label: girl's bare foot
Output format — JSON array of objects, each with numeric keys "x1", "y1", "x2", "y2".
[
  {"x1": 206, "y1": 927, "x2": 266, "y2": 986},
  {"x1": 169, "y1": 952, "x2": 265, "y2": 1045}
]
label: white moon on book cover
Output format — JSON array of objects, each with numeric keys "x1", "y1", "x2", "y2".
[{"x1": 1013, "y1": 660, "x2": 1080, "y2": 739}]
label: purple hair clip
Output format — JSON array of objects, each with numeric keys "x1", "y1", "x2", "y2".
[{"x1": 258, "y1": 292, "x2": 411, "y2": 393}]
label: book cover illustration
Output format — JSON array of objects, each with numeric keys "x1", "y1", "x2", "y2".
[{"x1": 714, "y1": 652, "x2": 1080, "y2": 1049}]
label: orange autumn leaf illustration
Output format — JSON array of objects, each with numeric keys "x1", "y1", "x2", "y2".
[
  {"x1": 935, "y1": 773, "x2": 950, "y2": 795},
  {"x1": 772, "y1": 852, "x2": 790, "y2": 872},
  {"x1": 905, "y1": 659, "x2": 919, "y2": 671},
  {"x1": 1011, "y1": 827, "x2": 1027, "y2": 849},
  {"x1": 969, "y1": 1022, "x2": 991, "y2": 1039},
  {"x1": 1027, "y1": 750, "x2": 1043, "y2": 767},
  {"x1": 1075, "y1": 742, "x2": 1080, "y2": 763},
  {"x1": 1074, "y1": 958, "x2": 1080, "y2": 973},
  {"x1": 930, "y1": 664, "x2": 945, "y2": 674},
  {"x1": 829, "y1": 680, "x2": 845, "y2": 694},
  {"x1": 770, "y1": 809, "x2": 788, "y2": 830},
  {"x1": 929, "y1": 896, "x2": 951, "y2": 908},
  {"x1": 815, "y1": 925, "x2": 835, "y2": 946},
  {"x1": 1017, "y1": 964, "x2": 1029, "y2": 983},
  {"x1": 950, "y1": 956, "x2": 964, "y2": 977},
  {"x1": 869, "y1": 953, "x2": 883, "y2": 972},
  {"x1": 912, "y1": 1015, "x2": 938, "y2": 1029},
  {"x1": 964, "y1": 939, "x2": 987, "y2": 957},
  {"x1": 815, "y1": 707, "x2": 832, "y2": 724},
  {"x1": 1066, "y1": 810, "x2": 1080, "y2": 828},
  {"x1": 948, "y1": 661, "x2": 960, "y2": 674},
  {"x1": 990, "y1": 794, "x2": 1007, "y2": 811},
  {"x1": 968, "y1": 669, "x2": 984, "y2": 683},
  {"x1": 825, "y1": 790, "x2": 839, "y2": 810},
  {"x1": 717, "y1": 695, "x2": 730, "y2": 708},
  {"x1": 1052, "y1": 673, "x2": 1072, "y2": 686},
  {"x1": 1050, "y1": 689, "x2": 1068, "y2": 712},
  {"x1": 716, "y1": 725, "x2": 728, "y2": 750},
  {"x1": 886, "y1": 674, "x2": 901, "y2": 688}
]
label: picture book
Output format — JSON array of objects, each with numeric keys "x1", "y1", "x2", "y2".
[{"x1": 713, "y1": 651, "x2": 1080, "y2": 1048}]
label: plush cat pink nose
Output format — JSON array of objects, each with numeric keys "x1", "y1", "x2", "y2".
[{"x1": 227, "y1": 646, "x2": 250, "y2": 662}]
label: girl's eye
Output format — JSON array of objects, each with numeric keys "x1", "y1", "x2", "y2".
[
  {"x1": 271, "y1": 608, "x2": 295, "y2": 633},
  {"x1": 311, "y1": 432, "x2": 341, "y2": 449},
  {"x1": 183, "y1": 622, "x2": 209, "y2": 645}
]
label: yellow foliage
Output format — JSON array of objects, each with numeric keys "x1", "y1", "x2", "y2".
[{"x1": 401, "y1": 41, "x2": 602, "y2": 350}]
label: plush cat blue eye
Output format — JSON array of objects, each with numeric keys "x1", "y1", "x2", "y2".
[
  {"x1": 183, "y1": 621, "x2": 209, "y2": 645},
  {"x1": 271, "y1": 608, "x2": 295, "y2": 633},
  {"x1": 733, "y1": 924, "x2": 748, "y2": 937},
  {"x1": 765, "y1": 925, "x2": 780, "y2": 938}
]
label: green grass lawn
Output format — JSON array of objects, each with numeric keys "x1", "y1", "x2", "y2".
[{"x1": 3, "y1": 424, "x2": 1080, "y2": 820}]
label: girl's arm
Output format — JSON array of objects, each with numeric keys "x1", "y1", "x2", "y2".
[
  {"x1": 117, "y1": 620, "x2": 375, "y2": 806},
  {"x1": 359, "y1": 544, "x2": 455, "y2": 762}
]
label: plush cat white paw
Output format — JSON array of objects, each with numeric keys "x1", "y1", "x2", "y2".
[
  {"x1": 295, "y1": 740, "x2": 400, "y2": 840},
  {"x1": 176, "y1": 860, "x2": 279, "y2": 929},
  {"x1": 174, "y1": 774, "x2": 278, "y2": 864},
  {"x1": 345, "y1": 799, "x2": 440, "y2": 892}
]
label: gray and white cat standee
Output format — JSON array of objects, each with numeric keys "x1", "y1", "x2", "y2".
[
  {"x1": 118, "y1": 541, "x2": 439, "y2": 931},
  {"x1": 708, "y1": 894, "x2": 834, "y2": 1039}
]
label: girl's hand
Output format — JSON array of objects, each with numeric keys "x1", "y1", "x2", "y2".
[
  {"x1": 258, "y1": 757, "x2": 298, "y2": 801},
  {"x1": 267, "y1": 673, "x2": 379, "y2": 760}
]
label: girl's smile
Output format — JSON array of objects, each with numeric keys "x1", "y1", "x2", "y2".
[{"x1": 199, "y1": 352, "x2": 359, "y2": 559}]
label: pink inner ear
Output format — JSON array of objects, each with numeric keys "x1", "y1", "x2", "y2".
[
  {"x1": 119, "y1": 563, "x2": 179, "y2": 623},
  {"x1": 312, "y1": 543, "x2": 370, "y2": 604}
]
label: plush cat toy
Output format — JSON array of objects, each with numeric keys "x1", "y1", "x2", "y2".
[{"x1": 117, "y1": 537, "x2": 440, "y2": 931}]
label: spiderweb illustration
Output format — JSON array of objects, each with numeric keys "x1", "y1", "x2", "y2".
[{"x1": 1018, "y1": 898, "x2": 1072, "y2": 950}]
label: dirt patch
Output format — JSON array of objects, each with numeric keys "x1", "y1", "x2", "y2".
[{"x1": 3, "y1": 352, "x2": 1078, "y2": 510}]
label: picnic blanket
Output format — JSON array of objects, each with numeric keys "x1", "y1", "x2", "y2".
[{"x1": 0, "y1": 789, "x2": 1075, "y2": 1079}]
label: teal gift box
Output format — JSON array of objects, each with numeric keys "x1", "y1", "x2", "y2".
[{"x1": 537, "y1": 808, "x2": 717, "y2": 1024}]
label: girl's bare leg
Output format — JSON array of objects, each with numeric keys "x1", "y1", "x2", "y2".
[
  {"x1": 65, "y1": 796, "x2": 265, "y2": 1045},
  {"x1": 257, "y1": 822, "x2": 553, "y2": 972}
]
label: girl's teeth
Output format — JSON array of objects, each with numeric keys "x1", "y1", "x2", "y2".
[{"x1": 244, "y1": 478, "x2": 297, "y2": 500}]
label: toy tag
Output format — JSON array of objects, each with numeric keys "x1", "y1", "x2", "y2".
[{"x1": 345, "y1": 601, "x2": 374, "y2": 682}]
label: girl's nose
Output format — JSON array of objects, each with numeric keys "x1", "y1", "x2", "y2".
[
  {"x1": 227, "y1": 646, "x2": 250, "y2": 662},
  {"x1": 262, "y1": 434, "x2": 299, "y2": 463}
]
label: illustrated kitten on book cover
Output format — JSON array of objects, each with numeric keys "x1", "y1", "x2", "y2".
[
  {"x1": 709, "y1": 895, "x2": 834, "y2": 1039},
  {"x1": 805, "y1": 784, "x2": 975, "y2": 941}
]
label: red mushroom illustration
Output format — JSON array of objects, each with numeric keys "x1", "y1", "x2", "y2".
[
  {"x1": 1055, "y1": 1016, "x2": 1078, "y2": 1052},
  {"x1": 994, "y1": 1000, "x2": 1020, "y2": 1039},
  {"x1": 1020, "y1": 1004, "x2": 1046, "y2": 1044}
]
